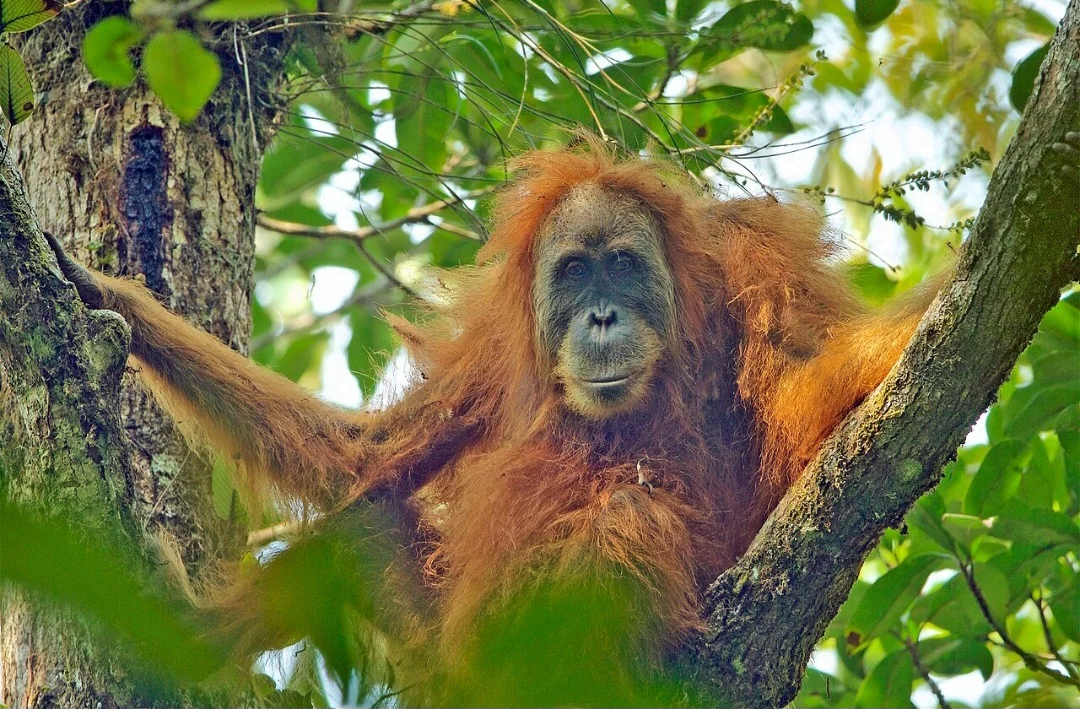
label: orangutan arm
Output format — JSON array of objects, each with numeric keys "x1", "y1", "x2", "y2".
[
  {"x1": 763, "y1": 295, "x2": 936, "y2": 478},
  {"x1": 45, "y1": 233, "x2": 480, "y2": 508},
  {"x1": 708, "y1": 199, "x2": 942, "y2": 490}
]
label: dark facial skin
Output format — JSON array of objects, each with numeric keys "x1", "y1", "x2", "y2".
[{"x1": 533, "y1": 184, "x2": 677, "y2": 418}]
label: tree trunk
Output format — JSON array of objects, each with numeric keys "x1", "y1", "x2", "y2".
[{"x1": 0, "y1": 4, "x2": 287, "y2": 707}]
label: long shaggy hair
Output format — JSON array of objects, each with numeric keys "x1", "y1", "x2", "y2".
[{"x1": 63, "y1": 136, "x2": 937, "y2": 701}]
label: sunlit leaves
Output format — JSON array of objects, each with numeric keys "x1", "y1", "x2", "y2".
[
  {"x1": 142, "y1": 30, "x2": 221, "y2": 123},
  {"x1": 0, "y1": 43, "x2": 33, "y2": 124},
  {"x1": 80, "y1": 17, "x2": 226, "y2": 122},
  {"x1": 83, "y1": 16, "x2": 143, "y2": 88},
  {"x1": 0, "y1": 0, "x2": 61, "y2": 125},
  {"x1": 802, "y1": 293, "x2": 1080, "y2": 708}
]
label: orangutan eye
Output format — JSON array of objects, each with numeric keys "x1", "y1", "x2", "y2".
[
  {"x1": 563, "y1": 258, "x2": 589, "y2": 279},
  {"x1": 611, "y1": 252, "x2": 636, "y2": 273}
]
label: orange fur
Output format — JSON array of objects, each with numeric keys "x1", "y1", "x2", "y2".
[{"x1": 75, "y1": 138, "x2": 938, "y2": 688}]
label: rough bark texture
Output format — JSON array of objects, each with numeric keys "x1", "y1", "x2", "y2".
[
  {"x1": 692, "y1": 2, "x2": 1080, "y2": 706},
  {"x1": 0, "y1": 3, "x2": 288, "y2": 706}
]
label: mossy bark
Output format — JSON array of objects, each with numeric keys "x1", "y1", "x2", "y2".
[
  {"x1": 0, "y1": 4, "x2": 288, "y2": 707},
  {"x1": 691, "y1": 2, "x2": 1080, "y2": 705}
]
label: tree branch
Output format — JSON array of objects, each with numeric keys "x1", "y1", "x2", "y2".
[
  {"x1": 960, "y1": 565, "x2": 1079, "y2": 687},
  {"x1": 255, "y1": 185, "x2": 494, "y2": 244},
  {"x1": 900, "y1": 635, "x2": 951, "y2": 709},
  {"x1": 1033, "y1": 592, "x2": 1080, "y2": 681},
  {"x1": 690, "y1": 1, "x2": 1080, "y2": 705}
]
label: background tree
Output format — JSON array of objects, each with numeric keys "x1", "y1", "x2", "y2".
[{"x1": 0, "y1": 0, "x2": 1076, "y2": 707}]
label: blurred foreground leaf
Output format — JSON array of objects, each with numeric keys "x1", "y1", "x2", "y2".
[{"x1": 0, "y1": 499, "x2": 224, "y2": 682}]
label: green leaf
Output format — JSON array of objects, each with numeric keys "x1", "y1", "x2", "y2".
[
  {"x1": 349, "y1": 309, "x2": 398, "y2": 398},
  {"x1": 628, "y1": 0, "x2": 666, "y2": 19},
  {"x1": 988, "y1": 500, "x2": 1080, "y2": 547},
  {"x1": 993, "y1": 543, "x2": 1074, "y2": 614},
  {"x1": 142, "y1": 30, "x2": 221, "y2": 123},
  {"x1": 259, "y1": 120, "x2": 357, "y2": 206},
  {"x1": 847, "y1": 554, "x2": 946, "y2": 646},
  {"x1": 676, "y1": 0, "x2": 708, "y2": 22},
  {"x1": 1009, "y1": 43, "x2": 1049, "y2": 113},
  {"x1": 1031, "y1": 350, "x2": 1080, "y2": 386},
  {"x1": 0, "y1": 42, "x2": 34, "y2": 124},
  {"x1": 854, "y1": 0, "x2": 899, "y2": 29},
  {"x1": 274, "y1": 332, "x2": 327, "y2": 382},
  {"x1": 846, "y1": 262, "x2": 898, "y2": 305},
  {"x1": 1002, "y1": 383, "x2": 1080, "y2": 439},
  {"x1": 964, "y1": 438, "x2": 1026, "y2": 516},
  {"x1": 197, "y1": 0, "x2": 289, "y2": 20},
  {"x1": 1040, "y1": 296, "x2": 1080, "y2": 343},
  {"x1": 83, "y1": 16, "x2": 143, "y2": 88},
  {"x1": 910, "y1": 573, "x2": 993, "y2": 636},
  {"x1": 968, "y1": 562, "x2": 1011, "y2": 628},
  {"x1": 1059, "y1": 430, "x2": 1080, "y2": 506},
  {"x1": 853, "y1": 651, "x2": 914, "y2": 708},
  {"x1": 0, "y1": 500, "x2": 225, "y2": 679},
  {"x1": 918, "y1": 636, "x2": 994, "y2": 679},
  {"x1": 763, "y1": 104, "x2": 794, "y2": 134},
  {"x1": 941, "y1": 513, "x2": 991, "y2": 547},
  {"x1": 393, "y1": 70, "x2": 452, "y2": 171},
  {"x1": 0, "y1": 0, "x2": 61, "y2": 33},
  {"x1": 906, "y1": 493, "x2": 955, "y2": 553},
  {"x1": 1049, "y1": 570, "x2": 1080, "y2": 642}
]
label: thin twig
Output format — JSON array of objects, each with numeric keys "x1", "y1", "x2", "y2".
[
  {"x1": 632, "y1": 43, "x2": 681, "y2": 113},
  {"x1": 358, "y1": 241, "x2": 418, "y2": 299},
  {"x1": 423, "y1": 217, "x2": 480, "y2": 241},
  {"x1": 249, "y1": 279, "x2": 394, "y2": 352},
  {"x1": 961, "y1": 563, "x2": 1080, "y2": 688},
  {"x1": 900, "y1": 634, "x2": 952, "y2": 709},
  {"x1": 1033, "y1": 591, "x2": 1080, "y2": 681},
  {"x1": 256, "y1": 185, "x2": 497, "y2": 244},
  {"x1": 233, "y1": 27, "x2": 260, "y2": 154},
  {"x1": 247, "y1": 520, "x2": 305, "y2": 547}
]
